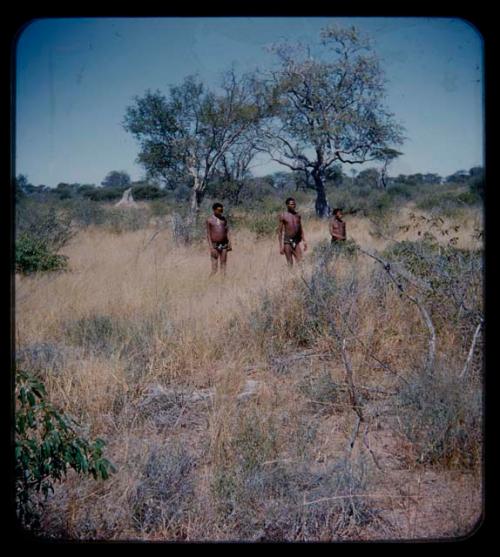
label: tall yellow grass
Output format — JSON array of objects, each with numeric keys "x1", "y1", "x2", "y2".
[{"x1": 15, "y1": 204, "x2": 483, "y2": 540}]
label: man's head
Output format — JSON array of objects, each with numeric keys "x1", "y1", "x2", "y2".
[
  {"x1": 285, "y1": 197, "x2": 296, "y2": 212},
  {"x1": 333, "y1": 208, "x2": 343, "y2": 219},
  {"x1": 212, "y1": 202, "x2": 224, "y2": 217}
]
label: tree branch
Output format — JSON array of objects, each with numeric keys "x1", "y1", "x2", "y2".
[{"x1": 459, "y1": 318, "x2": 484, "y2": 379}]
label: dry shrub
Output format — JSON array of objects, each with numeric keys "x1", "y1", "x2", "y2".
[
  {"x1": 394, "y1": 367, "x2": 482, "y2": 469},
  {"x1": 130, "y1": 441, "x2": 197, "y2": 536}
]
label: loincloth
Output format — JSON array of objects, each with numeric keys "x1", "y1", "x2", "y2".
[
  {"x1": 212, "y1": 241, "x2": 229, "y2": 252},
  {"x1": 284, "y1": 235, "x2": 302, "y2": 249}
]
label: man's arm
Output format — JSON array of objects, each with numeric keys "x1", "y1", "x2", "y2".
[
  {"x1": 206, "y1": 219, "x2": 213, "y2": 249},
  {"x1": 226, "y1": 220, "x2": 232, "y2": 250}
]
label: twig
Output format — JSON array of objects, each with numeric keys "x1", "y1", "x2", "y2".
[
  {"x1": 346, "y1": 414, "x2": 362, "y2": 455},
  {"x1": 362, "y1": 422, "x2": 382, "y2": 471},
  {"x1": 459, "y1": 318, "x2": 484, "y2": 379},
  {"x1": 303, "y1": 493, "x2": 424, "y2": 506},
  {"x1": 341, "y1": 338, "x2": 363, "y2": 421}
]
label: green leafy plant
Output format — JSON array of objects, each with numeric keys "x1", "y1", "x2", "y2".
[
  {"x1": 15, "y1": 202, "x2": 74, "y2": 275},
  {"x1": 15, "y1": 369, "x2": 116, "y2": 530},
  {"x1": 15, "y1": 234, "x2": 69, "y2": 275}
]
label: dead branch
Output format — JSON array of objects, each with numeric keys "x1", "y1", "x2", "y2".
[
  {"x1": 346, "y1": 414, "x2": 362, "y2": 456},
  {"x1": 459, "y1": 318, "x2": 484, "y2": 379},
  {"x1": 303, "y1": 493, "x2": 424, "y2": 506},
  {"x1": 362, "y1": 422, "x2": 383, "y2": 471},
  {"x1": 341, "y1": 338, "x2": 363, "y2": 421}
]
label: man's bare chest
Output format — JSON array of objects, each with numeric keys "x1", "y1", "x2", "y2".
[{"x1": 283, "y1": 213, "x2": 301, "y2": 227}]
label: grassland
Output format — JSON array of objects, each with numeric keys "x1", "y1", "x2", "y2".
[{"x1": 15, "y1": 197, "x2": 484, "y2": 541}]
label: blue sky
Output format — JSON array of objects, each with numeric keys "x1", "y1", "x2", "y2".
[{"x1": 15, "y1": 16, "x2": 484, "y2": 187}]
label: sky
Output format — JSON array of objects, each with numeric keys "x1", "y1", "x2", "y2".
[{"x1": 14, "y1": 16, "x2": 484, "y2": 188}]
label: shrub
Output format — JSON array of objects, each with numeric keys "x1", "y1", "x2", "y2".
[
  {"x1": 131, "y1": 442, "x2": 195, "y2": 534},
  {"x1": 86, "y1": 187, "x2": 126, "y2": 202},
  {"x1": 15, "y1": 234, "x2": 69, "y2": 275},
  {"x1": 67, "y1": 199, "x2": 106, "y2": 227},
  {"x1": 64, "y1": 314, "x2": 127, "y2": 356},
  {"x1": 394, "y1": 368, "x2": 482, "y2": 469},
  {"x1": 382, "y1": 237, "x2": 483, "y2": 335},
  {"x1": 15, "y1": 369, "x2": 116, "y2": 531},
  {"x1": 15, "y1": 201, "x2": 74, "y2": 274},
  {"x1": 247, "y1": 212, "x2": 279, "y2": 238},
  {"x1": 131, "y1": 184, "x2": 167, "y2": 200},
  {"x1": 299, "y1": 368, "x2": 343, "y2": 415},
  {"x1": 103, "y1": 208, "x2": 150, "y2": 233},
  {"x1": 16, "y1": 343, "x2": 73, "y2": 376}
]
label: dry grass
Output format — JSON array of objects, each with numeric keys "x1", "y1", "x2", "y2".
[{"x1": 15, "y1": 204, "x2": 484, "y2": 541}]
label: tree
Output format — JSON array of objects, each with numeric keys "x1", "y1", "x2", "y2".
[
  {"x1": 257, "y1": 25, "x2": 404, "y2": 217},
  {"x1": 355, "y1": 167, "x2": 380, "y2": 189},
  {"x1": 124, "y1": 70, "x2": 263, "y2": 217},
  {"x1": 214, "y1": 128, "x2": 261, "y2": 205},
  {"x1": 372, "y1": 147, "x2": 403, "y2": 188},
  {"x1": 101, "y1": 171, "x2": 131, "y2": 188},
  {"x1": 445, "y1": 170, "x2": 469, "y2": 184}
]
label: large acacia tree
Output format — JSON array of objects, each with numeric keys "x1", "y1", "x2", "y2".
[
  {"x1": 123, "y1": 71, "x2": 262, "y2": 216},
  {"x1": 258, "y1": 25, "x2": 405, "y2": 217}
]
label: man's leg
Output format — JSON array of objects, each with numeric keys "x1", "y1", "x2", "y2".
[
  {"x1": 210, "y1": 249, "x2": 219, "y2": 276},
  {"x1": 293, "y1": 243, "x2": 303, "y2": 264},
  {"x1": 220, "y1": 248, "x2": 228, "y2": 276},
  {"x1": 283, "y1": 243, "x2": 294, "y2": 267}
]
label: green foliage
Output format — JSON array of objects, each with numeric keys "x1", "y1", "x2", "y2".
[
  {"x1": 15, "y1": 369, "x2": 116, "y2": 530},
  {"x1": 101, "y1": 170, "x2": 131, "y2": 188},
  {"x1": 382, "y1": 233, "x2": 483, "y2": 337},
  {"x1": 131, "y1": 184, "x2": 166, "y2": 200},
  {"x1": 414, "y1": 187, "x2": 480, "y2": 215},
  {"x1": 15, "y1": 234, "x2": 69, "y2": 275},
  {"x1": 15, "y1": 202, "x2": 74, "y2": 274},
  {"x1": 86, "y1": 187, "x2": 126, "y2": 202},
  {"x1": 246, "y1": 212, "x2": 279, "y2": 238}
]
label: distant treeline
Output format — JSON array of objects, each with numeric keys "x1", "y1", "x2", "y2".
[{"x1": 15, "y1": 165, "x2": 484, "y2": 205}]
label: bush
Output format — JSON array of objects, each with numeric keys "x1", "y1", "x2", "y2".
[
  {"x1": 86, "y1": 187, "x2": 126, "y2": 202},
  {"x1": 382, "y1": 237, "x2": 483, "y2": 335},
  {"x1": 131, "y1": 184, "x2": 167, "y2": 200},
  {"x1": 15, "y1": 369, "x2": 116, "y2": 530},
  {"x1": 246, "y1": 212, "x2": 279, "y2": 238},
  {"x1": 67, "y1": 199, "x2": 106, "y2": 227},
  {"x1": 15, "y1": 201, "x2": 74, "y2": 274},
  {"x1": 395, "y1": 368, "x2": 482, "y2": 469},
  {"x1": 131, "y1": 442, "x2": 195, "y2": 534},
  {"x1": 103, "y1": 208, "x2": 150, "y2": 233},
  {"x1": 298, "y1": 368, "x2": 343, "y2": 415},
  {"x1": 64, "y1": 314, "x2": 127, "y2": 356},
  {"x1": 16, "y1": 234, "x2": 69, "y2": 275}
]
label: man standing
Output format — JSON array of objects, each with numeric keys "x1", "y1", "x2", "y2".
[
  {"x1": 329, "y1": 208, "x2": 346, "y2": 243},
  {"x1": 278, "y1": 197, "x2": 307, "y2": 267},
  {"x1": 206, "y1": 203, "x2": 232, "y2": 276}
]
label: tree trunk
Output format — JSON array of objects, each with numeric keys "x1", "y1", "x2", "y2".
[
  {"x1": 187, "y1": 187, "x2": 203, "y2": 241},
  {"x1": 313, "y1": 172, "x2": 330, "y2": 218}
]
